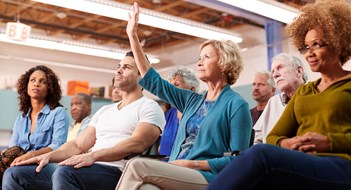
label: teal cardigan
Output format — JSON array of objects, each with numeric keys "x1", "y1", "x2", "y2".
[{"x1": 139, "y1": 68, "x2": 252, "y2": 182}]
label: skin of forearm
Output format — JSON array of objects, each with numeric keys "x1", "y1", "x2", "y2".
[
  {"x1": 48, "y1": 141, "x2": 87, "y2": 162},
  {"x1": 194, "y1": 160, "x2": 211, "y2": 171},
  {"x1": 91, "y1": 138, "x2": 148, "y2": 162},
  {"x1": 128, "y1": 33, "x2": 151, "y2": 77},
  {"x1": 29, "y1": 147, "x2": 52, "y2": 157}
]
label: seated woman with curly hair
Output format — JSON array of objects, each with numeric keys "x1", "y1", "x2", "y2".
[
  {"x1": 1, "y1": 65, "x2": 69, "y2": 188},
  {"x1": 207, "y1": 0, "x2": 351, "y2": 189}
]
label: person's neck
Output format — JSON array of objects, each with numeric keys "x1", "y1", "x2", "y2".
[
  {"x1": 206, "y1": 80, "x2": 228, "y2": 101},
  {"x1": 320, "y1": 68, "x2": 351, "y2": 85},
  {"x1": 74, "y1": 115, "x2": 88, "y2": 124},
  {"x1": 118, "y1": 87, "x2": 143, "y2": 109},
  {"x1": 256, "y1": 102, "x2": 268, "y2": 111},
  {"x1": 283, "y1": 79, "x2": 305, "y2": 98},
  {"x1": 30, "y1": 99, "x2": 46, "y2": 113}
]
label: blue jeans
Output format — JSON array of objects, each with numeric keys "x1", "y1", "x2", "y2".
[
  {"x1": 2, "y1": 163, "x2": 57, "y2": 190},
  {"x1": 207, "y1": 144, "x2": 351, "y2": 190},
  {"x1": 52, "y1": 163, "x2": 122, "y2": 190}
]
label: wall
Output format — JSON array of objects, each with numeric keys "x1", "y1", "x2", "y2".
[
  {"x1": 0, "y1": 89, "x2": 112, "y2": 146},
  {"x1": 0, "y1": 89, "x2": 112, "y2": 130},
  {"x1": 0, "y1": 42, "x2": 117, "y2": 96}
]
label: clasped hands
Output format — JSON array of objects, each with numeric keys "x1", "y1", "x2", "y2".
[{"x1": 280, "y1": 132, "x2": 330, "y2": 153}]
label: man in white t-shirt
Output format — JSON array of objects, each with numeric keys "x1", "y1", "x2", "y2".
[
  {"x1": 253, "y1": 53, "x2": 307, "y2": 144},
  {"x1": 7, "y1": 51, "x2": 166, "y2": 190}
]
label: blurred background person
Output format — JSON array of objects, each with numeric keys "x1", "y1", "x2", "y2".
[
  {"x1": 67, "y1": 92, "x2": 92, "y2": 142},
  {"x1": 112, "y1": 77, "x2": 122, "y2": 103},
  {"x1": 250, "y1": 70, "x2": 275, "y2": 126},
  {"x1": 159, "y1": 67, "x2": 200, "y2": 157}
]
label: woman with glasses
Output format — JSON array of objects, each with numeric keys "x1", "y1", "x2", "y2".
[{"x1": 207, "y1": 0, "x2": 351, "y2": 189}]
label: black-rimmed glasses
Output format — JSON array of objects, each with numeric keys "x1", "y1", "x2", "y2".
[{"x1": 298, "y1": 42, "x2": 328, "y2": 54}]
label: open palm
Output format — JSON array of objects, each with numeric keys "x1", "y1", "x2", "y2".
[{"x1": 126, "y1": 2, "x2": 139, "y2": 37}]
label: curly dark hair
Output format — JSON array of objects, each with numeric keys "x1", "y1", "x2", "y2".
[
  {"x1": 287, "y1": 0, "x2": 351, "y2": 65},
  {"x1": 17, "y1": 65, "x2": 63, "y2": 116}
]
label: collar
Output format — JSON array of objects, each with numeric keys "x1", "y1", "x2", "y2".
[
  {"x1": 25, "y1": 104, "x2": 51, "y2": 117},
  {"x1": 280, "y1": 93, "x2": 290, "y2": 106}
]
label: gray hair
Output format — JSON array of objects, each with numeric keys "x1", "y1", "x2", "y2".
[
  {"x1": 272, "y1": 53, "x2": 308, "y2": 83},
  {"x1": 167, "y1": 68, "x2": 200, "y2": 92},
  {"x1": 75, "y1": 92, "x2": 92, "y2": 105},
  {"x1": 255, "y1": 70, "x2": 276, "y2": 88}
]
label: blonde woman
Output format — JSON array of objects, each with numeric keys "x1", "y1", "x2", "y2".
[{"x1": 115, "y1": 2, "x2": 252, "y2": 190}]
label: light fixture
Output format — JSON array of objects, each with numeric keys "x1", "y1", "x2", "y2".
[
  {"x1": 0, "y1": 32, "x2": 160, "y2": 64},
  {"x1": 31, "y1": 0, "x2": 243, "y2": 43},
  {"x1": 0, "y1": 55, "x2": 116, "y2": 74},
  {"x1": 217, "y1": 0, "x2": 299, "y2": 24}
]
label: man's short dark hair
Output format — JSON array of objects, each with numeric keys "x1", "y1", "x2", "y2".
[{"x1": 125, "y1": 51, "x2": 150, "y2": 63}]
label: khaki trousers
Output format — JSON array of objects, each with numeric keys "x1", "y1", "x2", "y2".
[{"x1": 115, "y1": 158, "x2": 208, "y2": 190}]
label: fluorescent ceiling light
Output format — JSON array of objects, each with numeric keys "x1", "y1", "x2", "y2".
[
  {"x1": 0, "y1": 33, "x2": 160, "y2": 64},
  {"x1": 0, "y1": 55, "x2": 116, "y2": 74},
  {"x1": 217, "y1": 0, "x2": 299, "y2": 24},
  {"x1": 31, "y1": 0, "x2": 242, "y2": 43}
]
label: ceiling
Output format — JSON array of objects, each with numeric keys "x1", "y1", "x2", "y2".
[{"x1": 0, "y1": 0, "x2": 312, "y2": 65}]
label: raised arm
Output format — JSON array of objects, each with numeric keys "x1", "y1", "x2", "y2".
[{"x1": 126, "y1": 2, "x2": 151, "y2": 77}]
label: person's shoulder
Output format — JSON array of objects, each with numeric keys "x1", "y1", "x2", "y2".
[
  {"x1": 51, "y1": 106, "x2": 66, "y2": 113},
  {"x1": 139, "y1": 96, "x2": 159, "y2": 105},
  {"x1": 270, "y1": 94, "x2": 281, "y2": 101},
  {"x1": 138, "y1": 97, "x2": 164, "y2": 111},
  {"x1": 295, "y1": 79, "x2": 319, "y2": 94}
]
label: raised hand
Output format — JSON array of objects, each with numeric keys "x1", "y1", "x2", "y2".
[{"x1": 126, "y1": 2, "x2": 139, "y2": 37}]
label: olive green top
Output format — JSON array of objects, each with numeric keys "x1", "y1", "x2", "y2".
[{"x1": 267, "y1": 76, "x2": 351, "y2": 161}]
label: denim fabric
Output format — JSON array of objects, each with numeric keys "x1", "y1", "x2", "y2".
[
  {"x1": 207, "y1": 144, "x2": 351, "y2": 190},
  {"x1": 9, "y1": 105, "x2": 69, "y2": 151},
  {"x1": 2, "y1": 163, "x2": 58, "y2": 190},
  {"x1": 52, "y1": 163, "x2": 122, "y2": 190}
]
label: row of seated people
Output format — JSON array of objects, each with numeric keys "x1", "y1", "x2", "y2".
[
  {"x1": 2, "y1": 0, "x2": 351, "y2": 189},
  {"x1": 206, "y1": 0, "x2": 351, "y2": 189}
]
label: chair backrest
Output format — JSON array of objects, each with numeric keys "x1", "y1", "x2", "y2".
[
  {"x1": 124, "y1": 136, "x2": 167, "y2": 160},
  {"x1": 142, "y1": 136, "x2": 161, "y2": 155},
  {"x1": 249, "y1": 128, "x2": 255, "y2": 147}
]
